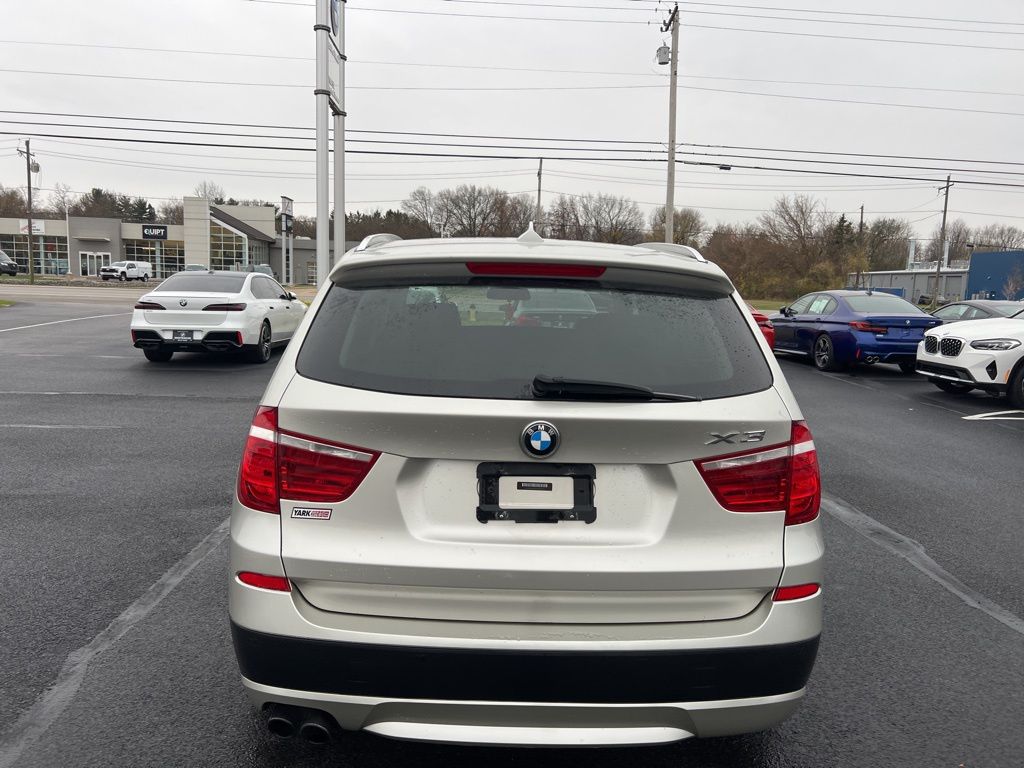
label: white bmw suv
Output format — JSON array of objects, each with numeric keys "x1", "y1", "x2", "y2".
[
  {"x1": 229, "y1": 231, "x2": 824, "y2": 747},
  {"x1": 916, "y1": 306, "x2": 1024, "y2": 405}
]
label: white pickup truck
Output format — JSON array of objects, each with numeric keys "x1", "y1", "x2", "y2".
[{"x1": 100, "y1": 261, "x2": 153, "y2": 282}]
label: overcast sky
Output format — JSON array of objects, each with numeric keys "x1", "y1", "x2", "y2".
[{"x1": 2, "y1": 0, "x2": 1023, "y2": 240}]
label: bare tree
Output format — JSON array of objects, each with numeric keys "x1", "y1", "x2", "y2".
[
  {"x1": 971, "y1": 223, "x2": 1024, "y2": 251},
  {"x1": 401, "y1": 187, "x2": 443, "y2": 234},
  {"x1": 46, "y1": 182, "x2": 75, "y2": 218},
  {"x1": 648, "y1": 206, "x2": 707, "y2": 247},
  {"x1": 157, "y1": 198, "x2": 184, "y2": 224},
  {"x1": 924, "y1": 218, "x2": 970, "y2": 263},
  {"x1": 193, "y1": 180, "x2": 226, "y2": 203},
  {"x1": 491, "y1": 193, "x2": 535, "y2": 236},
  {"x1": 438, "y1": 185, "x2": 505, "y2": 237},
  {"x1": 1003, "y1": 264, "x2": 1024, "y2": 300},
  {"x1": 866, "y1": 217, "x2": 915, "y2": 271}
]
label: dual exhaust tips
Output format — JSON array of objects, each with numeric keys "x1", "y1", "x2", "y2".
[{"x1": 266, "y1": 703, "x2": 333, "y2": 744}]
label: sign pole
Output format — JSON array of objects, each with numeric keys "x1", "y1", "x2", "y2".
[
  {"x1": 314, "y1": 0, "x2": 332, "y2": 286},
  {"x1": 332, "y1": 1, "x2": 346, "y2": 269}
]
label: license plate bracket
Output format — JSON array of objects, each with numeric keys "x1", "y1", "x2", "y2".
[{"x1": 476, "y1": 462, "x2": 596, "y2": 524}]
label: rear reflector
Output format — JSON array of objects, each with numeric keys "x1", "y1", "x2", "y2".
[
  {"x1": 237, "y1": 572, "x2": 291, "y2": 592},
  {"x1": 236, "y1": 405, "x2": 380, "y2": 513},
  {"x1": 695, "y1": 421, "x2": 821, "y2": 525},
  {"x1": 203, "y1": 303, "x2": 247, "y2": 311},
  {"x1": 466, "y1": 262, "x2": 606, "y2": 278},
  {"x1": 773, "y1": 583, "x2": 820, "y2": 601}
]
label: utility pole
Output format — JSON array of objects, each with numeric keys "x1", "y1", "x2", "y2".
[
  {"x1": 661, "y1": 3, "x2": 680, "y2": 244},
  {"x1": 931, "y1": 175, "x2": 952, "y2": 310},
  {"x1": 856, "y1": 204, "x2": 865, "y2": 288},
  {"x1": 535, "y1": 158, "x2": 543, "y2": 230},
  {"x1": 17, "y1": 139, "x2": 37, "y2": 284}
]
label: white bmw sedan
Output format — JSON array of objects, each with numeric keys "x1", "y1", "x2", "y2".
[{"x1": 130, "y1": 270, "x2": 306, "y2": 363}]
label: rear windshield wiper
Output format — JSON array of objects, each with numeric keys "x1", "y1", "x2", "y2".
[{"x1": 531, "y1": 375, "x2": 701, "y2": 402}]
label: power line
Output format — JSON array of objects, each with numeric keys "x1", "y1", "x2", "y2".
[
  {"x1": 11, "y1": 117, "x2": 1024, "y2": 178},
  {"x1": 247, "y1": 2, "x2": 1024, "y2": 51},
  {"x1": 10, "y1": 111, "x2": 1024, "y2": 169},
  {"x1": 6, "y1": 129, "x2": 1024, "y2": 188},
  {"x1": 6, "y1": 40, "x2": 1024, "y2": 101},
  {"x1": 9, "y1": 69, "x2": 1024, "y2": 126},
  {"x1": 438, "y1": 0, "x2": 1024, "y2": 37}
]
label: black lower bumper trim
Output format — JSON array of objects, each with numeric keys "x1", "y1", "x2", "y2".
[{"x1": 231, "y1": 623, "x2": 819, "y2": 704}]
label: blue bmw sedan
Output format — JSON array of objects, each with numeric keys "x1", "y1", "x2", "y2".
[{"x1": 771, "y1": 290, "x2": 942, "y2": 372}]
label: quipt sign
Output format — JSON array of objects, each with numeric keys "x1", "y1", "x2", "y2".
[{"x1": 141, "y1": 225, "x2": 168, "y2": 240}]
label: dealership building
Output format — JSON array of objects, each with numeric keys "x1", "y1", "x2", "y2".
[
  {"x1": 848, "y1": 249, "x2": 1024, "y2": 303},
  {"x1": 0, "y1": 196, "x2": 341, "y2": 284}
]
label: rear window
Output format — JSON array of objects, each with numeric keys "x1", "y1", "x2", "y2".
[
  {"x1": 845, "y1": 294, "x2": 924, "y2": 314},
  {"x1": 154, "y1": 274, "x2": 245, "y2": 293},
  {"x1": 297, "y1": 282, "x2": 772, "y2": 400},
  {"x1": 990, "y1": 302, "x2": 1023, "y2": 317}
]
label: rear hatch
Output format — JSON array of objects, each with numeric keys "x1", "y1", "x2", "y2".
[{"x1": 271, "y1": 260, "x2": 808, "y2": 626}]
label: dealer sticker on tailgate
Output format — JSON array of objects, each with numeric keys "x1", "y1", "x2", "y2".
[{"x1": 291, "y1": 507, "x2": 332, "y2": 520}]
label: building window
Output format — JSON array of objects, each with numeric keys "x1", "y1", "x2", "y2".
[
  {"x1": 0, "y1": 234, "x2": 68, "y2": 275},
  {"x1": 210, "y1": 223, "x2": 246, "y2": 271},
  {"x1": 124, "y1": 240, "x2": 185, "y2": 279},
  {"x1": 248, "y1": 240, "x2": 268, "y2": 266}
]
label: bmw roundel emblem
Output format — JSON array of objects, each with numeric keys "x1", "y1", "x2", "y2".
[
  {"x1": 179, "y1": 299, "x2": 188, "y2": 307},
  {"x1": 522, "y1": 421, "x2": 559, "y2": 459}
]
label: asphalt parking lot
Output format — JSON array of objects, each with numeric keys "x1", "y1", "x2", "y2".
[{"x1": 1, "y1": 291, "x2": 1022, "y2": 768}]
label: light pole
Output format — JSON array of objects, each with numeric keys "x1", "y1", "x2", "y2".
[{"x1": 657, "y1": 3, "x2": 680, "y2": 244}]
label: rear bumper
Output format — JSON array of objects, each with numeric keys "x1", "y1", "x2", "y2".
[
  {"x1": 131, "y1": 328, "x2": 247, "y2": 353},
  {"x1": 232, "y1": 622, "x2": 819, "y2": 705}
]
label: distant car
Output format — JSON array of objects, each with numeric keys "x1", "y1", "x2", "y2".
[
  {"x1": 747, "y1": 304, "x2": 775, "y2": 349},
  {"x1": 183, "y1": 264, "x2": 208, "y2": 271},
  {"x1": 100, "y1": 261, "x2": 152, "y2": 282},
  {"x1": 511, "y1": 287, "x2": 597, "y2": 327},
  {"x1": 917, "y1": 294, "x2": 947, "y2": 306},
  {"x1": 931, "y1": 300, "x2": 1023, "y2": 323},
  {"x1": 772, "y1": 290, "x2": 941, "y2": 373},
  {"x1": 0, "y1": 250, "x2": 17, "y2": 276},
  {"x1": 130, "y1": 271, "x2": 306, "y2": 363},
  {"x1": 917, "y1": 306, "x2": 1024, "y2": 405},
  {"x1": 247, "y1": 264, "x2": 279, "y2": 280}
]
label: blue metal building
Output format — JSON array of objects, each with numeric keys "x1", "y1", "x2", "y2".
[{"x1": 966, "y1": 250, "x2": 1024, "y2": 300}]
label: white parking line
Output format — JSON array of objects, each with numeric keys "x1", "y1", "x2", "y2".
[
  {"x1": 0, "y1": 519, "x2": 230, "y2": 768},
  {"x1": 0, "y1": 312, "x2": 129, "y2": 334},
  {"x1": 962, "y1": 410, "x2": 1024, "y2": 421},
  {"x1": 0, "y1": 424, "x2": 122, "y2": 430},
  {"x1": 823, "y1": 495, "x2": 1024, "y2": 637}
]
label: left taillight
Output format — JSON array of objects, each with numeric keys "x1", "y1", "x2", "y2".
[
  {"x1": 237, "y1": 406, "x2": 280, "y2": 513},
  {"x1": 236, "y1": 406, "x2": 380, "y2": 514},
  {"x1": 134, "y1": 301, "x2": 164, "y2": 310},
  {"x1": 695, "y1": 420, "x2": 821, "y2": 526}
]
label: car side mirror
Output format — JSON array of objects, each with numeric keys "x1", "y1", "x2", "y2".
[
  {"x1": 779, "y1": 307, "x2": 790, "y2": 316},
  {"x1": 288, "y1": 292, "x2": 298, "y2": 301}
]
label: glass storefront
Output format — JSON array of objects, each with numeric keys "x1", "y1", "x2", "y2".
[
  {"x1": 0, "y1": 235, "x2": 69, "y2": 275},
  {"x1": 123, "y1": 239, "x2": 185, "y2": 279},
  {"x1": 210, "y1": 223, "x2": 247, "y2": 271}
]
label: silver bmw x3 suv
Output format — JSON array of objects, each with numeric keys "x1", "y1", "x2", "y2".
[{"x1": 229, "y1": 230, "x2": 823, "y2": 747}]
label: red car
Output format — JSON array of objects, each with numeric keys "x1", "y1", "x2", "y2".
[{"x1": 747, "y1": 304, "x2": 775, "y2": 349}]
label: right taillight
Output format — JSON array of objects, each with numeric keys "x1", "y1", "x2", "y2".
[
  {"x1": 695, "y1": 421, "x2": 820, "y2": 525},
  {"x1": 236, "y1": 405, "x2": 380, "y2": 514},
  {"x1": 203, "y1": 303, "x2": 247, "y2": 311}
]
